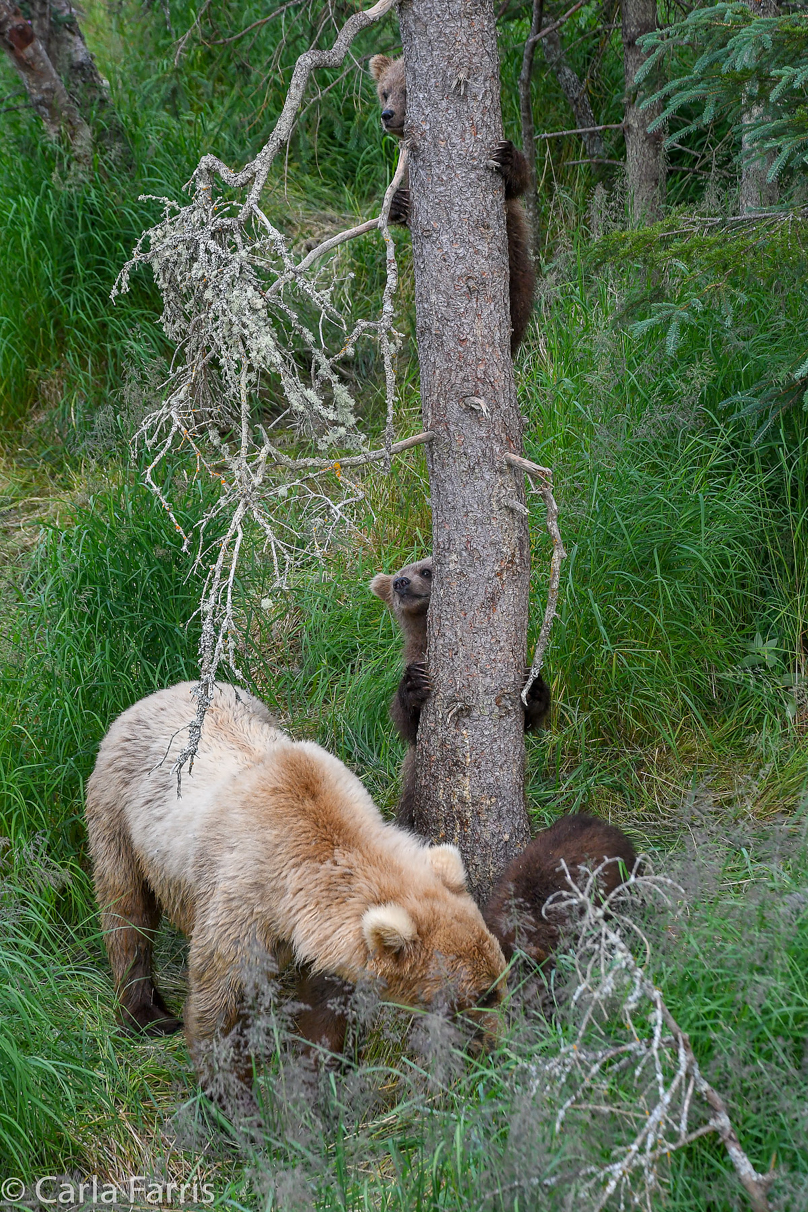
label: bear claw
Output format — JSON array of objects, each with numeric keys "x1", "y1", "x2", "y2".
[
  {"x1": 389, "y1": 188, "x2": 410, "y2": 225},
  {"x1": 402, "y1": 661, "x2": 432, "y2": 708}
]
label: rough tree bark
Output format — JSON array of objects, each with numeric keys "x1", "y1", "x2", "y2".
[
  {"x1": 541, "y1": 23, "x2": 604, "y2": 161},
  {"x1": 621, "y1": 0, "x2": 664, "y2": 223},
  {"x1": 518, "y1": 0, "x2": 543, "y2": 260},
  {"x1": 398, "y1": 0, "x2": 532, "y2": 903},
  {"x1": 739, "y1": 0, "x2": 778, "y2": 213},
  {"x1": 0, "y1": 0, "x2": 92, "y2": 159},
  {"x1": 48, "y1": 0, "x2": 111, "y2": 114}
]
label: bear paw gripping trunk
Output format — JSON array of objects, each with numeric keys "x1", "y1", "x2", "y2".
[{"x1": 397, "y1": 0, "x2": 532, "y2": 902}]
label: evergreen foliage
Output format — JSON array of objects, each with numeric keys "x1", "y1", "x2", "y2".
[{"x1": 639, "y1": 2, "x2": 808, "y2": 189}]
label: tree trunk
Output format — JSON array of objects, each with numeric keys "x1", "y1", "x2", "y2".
[
  {"x1": 541, "y1": 24, "x2": 604, "y2": 161},
  {"x1": 48, "y1": 0, "x2": 111, "y2": 113},
  {"x1": 0, "y1": 0, "x2": 92, "y2": 160},
  {"x1": 739, "y1": 0, "x2": 778, "y2": 213},
  {"x1": 398, "y1": 0, "x2": 532, "y2": 904},
  {"x1": 518, "y1": 0, "x2": 543, "y2": 261},
  {"x1": 621, "y1": 0, "x2": 664, "y2": 223}
]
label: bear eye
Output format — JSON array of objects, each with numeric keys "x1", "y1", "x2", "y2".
[
  {"x1": 422, "y1": 568, "x2": 431, "y2": 579},
  {"x1": 382, "y1": 91, "x2": 388, "y2": 100}
]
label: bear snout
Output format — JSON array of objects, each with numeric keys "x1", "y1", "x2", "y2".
[
  {"x1": 381, "y1": 108, "x2": 395, "y2": 123},
  {"x1": 393, "y1": 575, "x2": 410, "y2": 593}
]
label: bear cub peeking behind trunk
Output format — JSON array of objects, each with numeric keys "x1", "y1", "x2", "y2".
[
  {"x1": 369, "y1": 54, "x2": 536, "y2": 356},
  {"x1": 371, "y1": 556, "x2": 551, "y2": 829},
  {"x1": 85, "y1": 682, "x2": 505, "y2": 1105}
]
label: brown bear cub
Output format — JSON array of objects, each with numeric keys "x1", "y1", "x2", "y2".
[
  {"x1": 483, "y1": 813, "x2": 638, "y2": 965},
  {"x1": 371, "y1": 556, "x2": 551, "y2": 828},
  {"x1": 369, "y1": 54, "x2": 536, "y2": 355},
  {"x1": 85, "y1": 682, "x2": 505, "y2": 1100},
  {"x1": 295, "y1": 814, "x2": 637, "y2": 1055}
]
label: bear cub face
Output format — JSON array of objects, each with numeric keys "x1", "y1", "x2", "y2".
[
  {"x1": 369, "y1": 54, "x2": 407, "y2": 137},
  {"x1": 370, "y1": 556, "x2": 432, "y2": 633}
]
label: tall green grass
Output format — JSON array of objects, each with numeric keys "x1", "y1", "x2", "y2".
[
  {"x1": 2, "y1": 269, "x2": 807, "y2": 1183},
  {"x1": 1, "y1": 0, "x2": 807, "y2": 1198}
]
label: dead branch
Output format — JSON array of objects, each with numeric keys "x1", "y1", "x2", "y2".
[
  {"x1": 264, "y1": 429, "x2": 434, "y2": 473},
  {"x1": 536, "y1": 122, "x2": 623, "y2": 139},
  {"x1": 173, "y1": 0, "x2": 212, "y2": 66},
  {"x1": 503, "y1": 452, "x2": 565, "y2": 704},
  {"x1": 654, "y1": 1002, "x2": 775, "y2": 1212},
  {"x1": 115, "y1": 0, "x2": 406, "y2": 780},
  {"x1": 528, "y1": 865, "x2": 775, "y2": 1211},
  {"x1": 525, "y1": 0, "x2": 588, "y2": 49},
  {"x1": 190, "y1": 0, "x2": 398, "y2": 213},
  {"x1": 207, "y1": 1, "x2": 303, "y2": 46},
  {"x1": 503, "y1": 451, "x2": 552, "y2": 479},
  {"x1": 567, "y1": 157, "x2": 623, "y2": 166},
  {"x1": 270, "y1": 148, "x2": 409, "y2": 284}
]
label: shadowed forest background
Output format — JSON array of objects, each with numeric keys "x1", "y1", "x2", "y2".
[{"x1": 1, "y1": 0, "x2": 807, "y2": 1206}]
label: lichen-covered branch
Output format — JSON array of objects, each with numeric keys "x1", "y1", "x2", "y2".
[{"x1": 113, "y1": 0, "x2": 406, "y2": 779}]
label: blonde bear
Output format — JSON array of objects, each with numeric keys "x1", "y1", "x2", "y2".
[{"x1": 85, "y1": 682, "x2": 505, "y2": 1096}]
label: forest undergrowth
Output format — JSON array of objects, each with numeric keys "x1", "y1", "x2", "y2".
[{"x1": 1, "y1": 0, "x2": 807, "y2": 1207}]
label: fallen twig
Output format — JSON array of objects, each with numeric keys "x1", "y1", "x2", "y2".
[{"x1": 530, "y1": 865, "x2": 775, "y2": 1211}]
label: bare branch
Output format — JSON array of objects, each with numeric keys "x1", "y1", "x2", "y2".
[
  {"x1": 503, "y1": 451, "x2": 552, "y2": 479},
  {"x1": 115, "y1": 0, "x2": 408, "y2": 777},
  {"x1": 190, "y1": 0, "x2": 399, "y2": 213},
  {"x1": 525, "y1": 0, "x2": 588, "y2": 49},
  {"x1": 567, "y1": 157, "x2": 624, "y2": 166},
  {"x1": 173, "y1": 0, "x2": 212, "y2": 66},
  {"x1": 206, "y1": 1, "x2": 302, "y2": 46},
  {"x1": 503, "y1": 452, "x2": 565, "y2": 705},
  {"x1": 535, "y1": 122, "x2": 623, "y2": 140},
  {"x1": 262, "y1": 428, "x2": 434, "y2": 472},
  {"x1": 524, "y1": 866, "x2": 775, "y2": 1210}
]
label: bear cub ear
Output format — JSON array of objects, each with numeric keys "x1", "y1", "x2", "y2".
[
  {"x1": 428, "y1": 844, "x2": 467, "y2": 895},
  {"x1": 370, "y1": 572, "x2": 394, "y2": 604},
  {"x1": 369, "y1": 53, "x2": 392, "y2": 81},
  {"x1": 363, "y1": 903, "x2": 418, "y2": 954}
]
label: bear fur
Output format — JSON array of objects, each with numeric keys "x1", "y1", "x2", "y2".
[
  {"x1": 368, "y1": 54, "x2": 536, "y2": 356},
  {"x1": 370, "y1": 555, "x2": 551, "y2": 829},
  {"x1": 483, "y1": 813, "x2": 638, "y2": 964},
  {"x1": 294, "y1": 813, "x2": 637, "y2": 1054},
  {"x1": 85, "y1": 682, "x2": 506, "y2": 1095}
]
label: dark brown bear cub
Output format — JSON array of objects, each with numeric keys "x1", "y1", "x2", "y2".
[
  {"x1": 371, "y1": 556, "x2": 550, "y2": 828},
  {"x1": 483, "y1": 814, "x2": 638, "y2": 964},
  {"x1": 369, "y1": 54, "x2": 536, "y2": 355}
]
